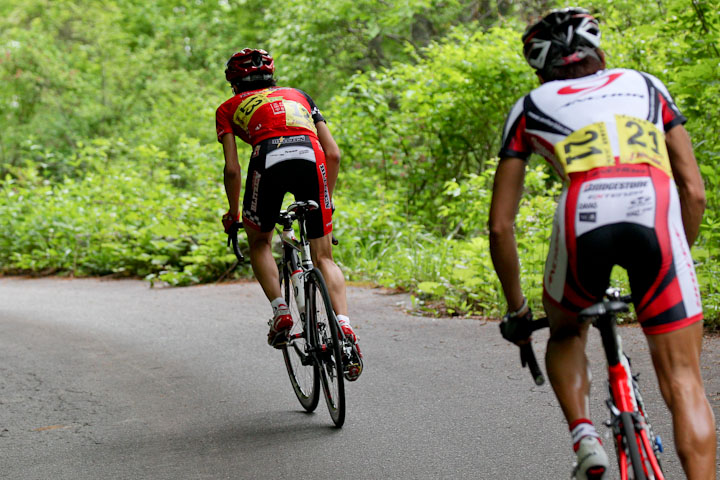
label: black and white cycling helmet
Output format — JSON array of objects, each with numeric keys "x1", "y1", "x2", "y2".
[{"x1": 522, "y1": 7, "x2": 601, "y2": 75}]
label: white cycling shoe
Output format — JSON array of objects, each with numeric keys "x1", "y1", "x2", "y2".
[{"x1": 573, "y1": 437, "x2": 609, "y2": 480}]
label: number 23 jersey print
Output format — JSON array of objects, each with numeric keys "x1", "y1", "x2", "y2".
[{"x1": 498, "y1": 68, "x2": 686, "y2": 180}]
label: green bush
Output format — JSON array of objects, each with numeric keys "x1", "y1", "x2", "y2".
[{"x1": 1, "y1": 0, "x2": 718, "y2": 327}]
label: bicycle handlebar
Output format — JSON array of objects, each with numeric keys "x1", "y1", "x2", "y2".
[
  {"x1": 226, "y1": 222, "x2": 244, "y2": 262},
  {"x1": 519, "y1": 317, "x2": 549, "y2": 386},
  {"x1": 227, "y1": 202, "x2": 340, "y2": 264},
  {"x1": 517, "y1": 293, "x2": 632, "y2": 386}
]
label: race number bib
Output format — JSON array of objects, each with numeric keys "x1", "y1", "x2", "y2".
[
  {"x1": 232, "y1": 91, "x2": 317, "y2": 135},
  {"x1": 555, "y1": 116, "x2": 672, "y2": 177},
  {"x1": 555, "y1": 122, "x2": 614, "y2": 174},
  {"x1": 616, "y1": 115, "x2": 672, "y2": 177},
  {"x1": 233, "y1": 89, "x2": 275, "y2": 133},
  {"x1": 283, "y1": 100, "x2": 317, "y2": 133}
]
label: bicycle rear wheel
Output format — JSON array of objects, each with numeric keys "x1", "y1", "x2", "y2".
[
  {"x1": 281, "y1": 264, "x2": 319, "y2": 412},
  {"x1": 620, "y1": 411, "x2": 648, "y2": 480},
  {"x1": 633, "y1": 380, "x2": 664, "y2": 478},
  {"x1": 307, "y1": 268, "x2": 345, "y2": 427}
]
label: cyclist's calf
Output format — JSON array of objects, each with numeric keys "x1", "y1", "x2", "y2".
[{"x1": 646, "y1": 322, "x2": 716, "y2": 480}]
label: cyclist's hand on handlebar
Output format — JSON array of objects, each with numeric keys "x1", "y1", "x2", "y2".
[
  {"x1": 499, "y1": 307, "x2": 534, "y2": 345},
  {"x1": 222, "y1": 211, "x2": 241, "y2": 234}
]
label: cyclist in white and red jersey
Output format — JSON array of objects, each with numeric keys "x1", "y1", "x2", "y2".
[
  {"x1": 489, "y1": 8, "x2": 715, "y2": 479},
  {"x1": 217, "y1": 48, "x2": 362, "y2": 381}
]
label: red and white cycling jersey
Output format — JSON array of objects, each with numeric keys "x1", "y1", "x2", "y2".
[
  {"x1": 216, "y1": 87, "x2": 325, "y2": 146},
  {"x1": 499, "y1": 68, "x2": 702, "y2": 333},
  {"x1": 216, "y1": 87, "x2": 333, "y2": 238}
]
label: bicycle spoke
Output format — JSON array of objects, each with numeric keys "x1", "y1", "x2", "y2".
[{"x1": 281, "y1": 265, "x2": 319, "y2": 412}]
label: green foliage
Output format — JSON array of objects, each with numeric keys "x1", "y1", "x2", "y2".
[
  {"x1": 329, "y1": 22, "x2": 535, "y2": 236},
  {"x1": 266, "y1": 0, "x2": 535, "y2": 102},
  {"x1": 1, "y1": 0, "x2": 719, "y2": 327},
  {"x1": 0, "y1": 138, "x2": 252, "y2": 285}
]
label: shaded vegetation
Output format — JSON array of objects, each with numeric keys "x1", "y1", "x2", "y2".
[{"x1": 1, "y1": 0, "x2": 718, "y2": 326}]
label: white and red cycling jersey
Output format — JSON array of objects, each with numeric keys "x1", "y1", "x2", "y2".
[{"x1": 499, "y1": 68, "x2": 703, "y2": 334}]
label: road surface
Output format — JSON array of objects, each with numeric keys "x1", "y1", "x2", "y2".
[{"x1": 1, "y1": 277, "x2": 718, "y2": 478}]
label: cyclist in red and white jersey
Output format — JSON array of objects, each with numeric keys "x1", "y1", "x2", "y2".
[
  {"x1": 489, "y1": 8, "x2": 715, "y2": 479},
  {"x1": 216, "y1": 49, "x2": 362, "y2": 380}
]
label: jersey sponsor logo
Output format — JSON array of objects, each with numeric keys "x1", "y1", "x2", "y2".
[
  {"x1": 318, "y1": 163, "x2": 331, "y2": 210},
  {"x1": 265, "y1": 146, "x2": 316, "y2": 169},
  {"x1": 627, "y1": 195, "x2": 653, "y2": 218},
  {"x1": 579, "y1": 212, "x2": 597, "y2": 222},
  {"x1": 250, "y1": 170, "x2": 262, "y2": 213},
  {"x1": 557, "y1": 72, "x2": 624, "y2": 95},
  {"x1": 629, "y1": 196, "x2": 652, "y2": 208},
  {"x1": 271, "y1": 135, "x2": 307, "y2": 146},
  {"x1": 270, "y1": 101, "x2": 285, "y2": 115},
  {"x1": 582, "y1": 180, "x2": 648, "y2": 192}
]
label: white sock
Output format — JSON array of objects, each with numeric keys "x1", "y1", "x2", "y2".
[
  {"x1": 271, "y1": 297, "x2": 287, "y2": 315},
  {"x1": 571, "y1": 420, "x2": 600, "y2": 450},
  {"x1": 336, "y1": 314, "x2": 350, "y2": 326}
]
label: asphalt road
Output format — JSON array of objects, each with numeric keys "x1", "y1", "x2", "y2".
[{"x1": 1, "y1": 277, "x2": 718, "y2": 479}]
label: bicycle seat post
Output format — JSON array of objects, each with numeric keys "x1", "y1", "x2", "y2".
[
  {"x1": 286, "y1": 206, "x2": 312, "y2": 271},
  {"x1": 605, "y1": 287, "x2": 621, "y2": 301}
]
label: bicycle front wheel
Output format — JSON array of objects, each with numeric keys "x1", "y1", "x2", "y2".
[
  {"x1": 281, "y1": 264, "x2": 319, "y2": 412},
  {"x1": 307, "y1": 268, "x2": 345, "y2": 427}
]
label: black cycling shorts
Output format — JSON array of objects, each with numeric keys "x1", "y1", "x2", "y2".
[{"x1": 242, "y1": 135, "x2": 333, "y2": 239}]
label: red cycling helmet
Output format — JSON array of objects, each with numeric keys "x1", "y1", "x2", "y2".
[
  {"x1": 522, "y1": 8, "x2": 601, "y2": 75},
  {"x1": 225, "y1": 48, "x2": 275, "y2": 83}
]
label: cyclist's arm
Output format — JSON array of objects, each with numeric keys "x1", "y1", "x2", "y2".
[
  {"x1": 666, "y1": 124, "x2": 705, "y2": 246},
  {"x1": 316, "y1": 121, "x2": 341, "y2": 198},
  {"x1": 221, "y1": 133, "x2": 242, "y2": 217},
  {"x1": 489, "y1": 156, "x2": 528, "y2": 314}
]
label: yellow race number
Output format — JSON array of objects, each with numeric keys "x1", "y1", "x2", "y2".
[
  {"x1": 616, "y1": 114, "x2": 671, "y2": 177},
  {"x1": 555, "y1": 122, "x2": 614, "y2": 174}
]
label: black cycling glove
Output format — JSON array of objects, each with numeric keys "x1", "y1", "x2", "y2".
[{"x1": 500, "y1": 307, "x2": 534, "y2": 344}]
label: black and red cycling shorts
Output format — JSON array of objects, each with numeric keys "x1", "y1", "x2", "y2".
[
  {"x1": 242, "y1": 135, "x2": 333, "y2": 239},
  {"x1": 543, "y1": 164, "x2": 703, "y2": 335}
]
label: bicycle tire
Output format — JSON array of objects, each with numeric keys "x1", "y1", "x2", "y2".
[
  {"x1": 620, "y1": 411, "x2": 647, "y2": 480},
  {"x1": 633, "y1": 378, "x2": 665, "y2": 474},
  {"x1": 281, "y1": 264, "x2": 320, "y2": 412},
  {"x1": 307, "y1": 268, "x2": 345, "y2": 427}
]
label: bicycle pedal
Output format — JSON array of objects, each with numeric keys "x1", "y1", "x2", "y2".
[
  {"x1": 268, "y1": 331, "x2": 290, "y2": 349},
  {"x1": 342, "y1": 348, "x2": 363, "y2": 381},
  {"x1": 344, "y1": 362, "x2": 362, "y2": 382}
]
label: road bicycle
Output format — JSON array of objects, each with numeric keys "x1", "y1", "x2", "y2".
[
  {"x1": 228, "y1": 200, "x2": 360, "y2": 428},
  {"x1": 518, "y1": 288, "x2": 664, "y2": 480}
]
